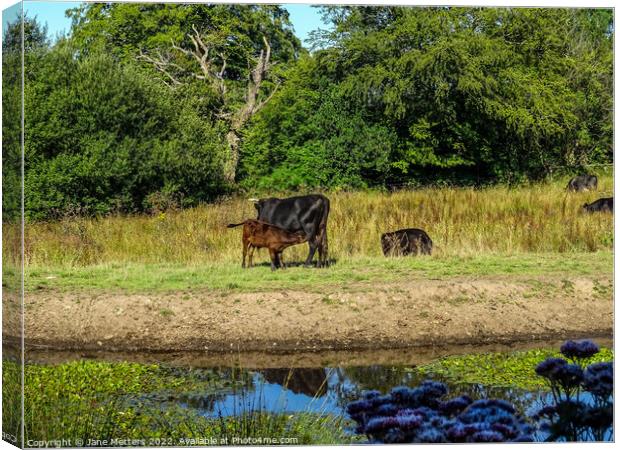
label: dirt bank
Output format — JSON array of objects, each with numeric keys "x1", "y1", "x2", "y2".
[{"x1": 7, "y1": 275, "x2": 613, "y2": 353}]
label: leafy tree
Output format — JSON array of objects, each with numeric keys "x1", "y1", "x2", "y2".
[
  {"x1": 242, "y1": 7, "x2": 613, "y2": 188},
  {"x1": 0, "y1": 15, "x2": 48, "y2": 220},
  {"x1": 24, "y1": 41, "x2": 228, "y2": 220},
  {"x1": 68, "y1": 3, "x2": 303, "y2": 182}
]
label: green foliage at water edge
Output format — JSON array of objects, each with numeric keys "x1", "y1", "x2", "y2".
[{"x1": 415, "y1": 347, "x2": 614, "y2": 390}]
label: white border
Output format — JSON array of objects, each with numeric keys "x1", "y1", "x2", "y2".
[{"x1": 0, "y1": 1, "x2": 616, "y2": 450}]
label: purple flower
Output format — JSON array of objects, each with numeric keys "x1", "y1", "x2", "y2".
[
  {"x1": 395, "y1": 413, "x2": 423, "y2": 431},
  {"x1": 458, "y1": 399, "x2": 518, "y2": 424},
  {"x1": 583, "y1": 362, "x2": 613, "y2": 397},
  {"x1": 370, "y1": 394, "x2": 393, "y2": 408},
  {"x1": 584, "y1": 379, "x2": 613, "y2": 397},
  {"x1": 535, "y1": 357, "x2": 568, "y2": 378},
  {"x1": 560, "y1": 340, "x2": 600, "y2": 360},
  {"x1": 409, "y1": 406, "x2": 439, "y2": 420},
  {"x1": 470, "y1": 430, "x2": 505, "y2": 442},
  {"x1": 419, "y1": 380, "x2": 449, "y2": 398},
  {"x1": 445, "y1": 423, "x2": 468, "y2": 442},
  {"x1": 363, "y1": 390, "x2": 381, "y2": 400},
  {"x1": 439, "y1": 395, "x2": 473, "y2": 415},
  {"x1": 346, "y1": 399, "x2": 373, "y2": 415},
  {"x1": 365, "y1": 416, "x2": 399, "y2": 433},
  {"x1": 491, "y1": 422, "x2": 518, "y2": 439},
  {"x1": 389, "y1": 386, "x2": 415, "y2": 403},
  {"x1": 414, "y1": 426, "x2": 447, "y2": 443},
  {"x1": 468, "y1": 399, "x2": 516, "y2": 414},
  {"x1": 552, "y1": 363, "x2": 584, "y2": 389},
  {"x1": 396, "y1": 408, "x2": 418, "y2": 416},
  {"x1": 376, "y1": 403, "x2": 399, "y2": 416},
  {"x1": 383, "y1": 428, "x2": 407, "y2": 443},
  {"x1": 586, "y1": 361, "x2": 613, "y2": 374}
]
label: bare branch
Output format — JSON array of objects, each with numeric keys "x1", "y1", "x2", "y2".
[
  {"x1": 137, "y1": 49, "x2": 183, "y2": 87},
  {"x1": 257, "y1": 81, "x2": 281, "y2": 112}
]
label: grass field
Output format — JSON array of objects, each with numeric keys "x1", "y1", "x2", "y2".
[
  {"x1": 3, "y1": 175, "x2": 613, "y2": 293},
  {"x1": 24, "y1": 252, "x2": 613, "y2": 293}
]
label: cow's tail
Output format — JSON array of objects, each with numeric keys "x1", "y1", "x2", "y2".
[
  {"x1": 318, "y1": 197, "x2": 330, "y2": 266},
  {"x1": 227, "y1": 222, "x2": 246, "y2": 228},
  {"x1": 561, "y1": 189, "x2": 569, "y2": 218}
]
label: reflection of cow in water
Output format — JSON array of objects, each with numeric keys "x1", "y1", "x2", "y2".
[{"x1": 260, "y1": 368, "x2": 328, "y2": 397}]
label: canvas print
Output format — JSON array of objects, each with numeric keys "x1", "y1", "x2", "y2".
[{"x1": 1, "y1": 1, "x2": 614, "y2": 446}]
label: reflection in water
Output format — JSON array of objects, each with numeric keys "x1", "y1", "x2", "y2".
[
  {"x1": 260, "y1": 368, "x2": 328, "y2": 397},
  {"x1": 188, "y1": 364, "x2": 551, "y2": 426},
  {"x1": 187, "y1": 364, "x2": 608, "y2": 440}
]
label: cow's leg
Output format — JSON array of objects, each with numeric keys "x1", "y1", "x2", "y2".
[
  {"x1": 304, "y1": 240, "x2": 319, "y2": 268},
  {"x1": 242, "y1": 238, "x2": 248, "y2": 268},
  {"x1": 269, "y1": 249, "x2": 279, "y2": 271},
  {"x1": 248, "y1": 245, "x2": 255, "y2": 268},
  {"x1": 278, "y1": 251, "x2": 286, "y2": 269},
  {"x1": 301, "y1": 222, "x2": 319, "y2": 267},
  {"x1": 318, "y1": 231, "x2": 328, "y2": 267}
]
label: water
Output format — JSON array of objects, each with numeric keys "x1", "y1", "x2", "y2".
[
  {"x1": 179, "y1": 366, "x2": 544, "y2": 418},
  {"x1": 23, "y1": 338, "x2": 613, "y2": 442},
  {"x1": 173, "y1": 365, "x2": 610, "y2": 442}
]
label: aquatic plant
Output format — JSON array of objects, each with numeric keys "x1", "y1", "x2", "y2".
[
  {"x1": 347, "y1": 339, "x2": 614, "y2": 443},
  {"x1": 534, "y1": 340, "x2": 613, "y2": 441},
  {"x1": 417, "y1": 346, "x2": 613, "y2": 390},
  {"x1": 346, "y1": 384, "x2": 534, "y2": 443}
]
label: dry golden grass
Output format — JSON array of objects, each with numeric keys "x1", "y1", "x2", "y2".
[{"x1": 12, "y1": 176, "x2": 613, "y2": 269}]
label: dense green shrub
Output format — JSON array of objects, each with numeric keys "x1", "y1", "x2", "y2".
[{"x1": 24, "y1": 44, "x2": 228, "y2": 220}]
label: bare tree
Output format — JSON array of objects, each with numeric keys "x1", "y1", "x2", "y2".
[{"x1": 137, "y1": 25, "x2": 279, "y2": 182}]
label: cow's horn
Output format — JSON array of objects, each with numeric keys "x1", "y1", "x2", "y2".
[{"x1": 248, "y1": 198, "x2": 259, "y2": 202}]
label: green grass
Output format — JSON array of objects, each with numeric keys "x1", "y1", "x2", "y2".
[
  {"x1": 24, "y1": 251, "x2": 612, "y2": 294},
  {"x1": 414, "y1": 346, "x2": 614, "y2": 390}
]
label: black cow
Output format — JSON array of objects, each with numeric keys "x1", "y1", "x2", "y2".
[
  {"x1": 381, "y1": 228, "x2": 433, "y2": 256},
  {"x1": 582, "y1": 197, "x2": 613, "y2": 213},
  {"x1": 254, "y1": 194, "x2": 330, "y2": 267},
  {"x1": 567, "y1": 175, "x2": 598, "y2": 192}
]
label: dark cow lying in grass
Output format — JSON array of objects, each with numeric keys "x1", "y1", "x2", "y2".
[
  {"x1": 381, "y1": 228, "x2": 433, "y2": 256},
  {"x1": 582, "y1": 197, "x2": 613, "y2": 213},
  {"x1": 567, "y1": 175, "x2": 598, "y2": 192},
  {"x1": 227, "y1": 220, "x2": 307, "y2": 270}
]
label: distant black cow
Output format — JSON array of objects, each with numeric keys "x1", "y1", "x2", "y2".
[
  {"x1": 582, "y1": 197, "x2": 613, "y2": 213},
  {"x1": 381, "y1": 228, "x2": 433, "y2": 256},
  {"x1": 254, "y1": 194, "x2": 330, "y2": 267},
  {"x1": 567, "y1": 175, "x2": 598, "y2": 192}
]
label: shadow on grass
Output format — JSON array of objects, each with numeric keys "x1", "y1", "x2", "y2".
[{"x1": 245, "y1": 258, "x2": 339, "y2": 269}]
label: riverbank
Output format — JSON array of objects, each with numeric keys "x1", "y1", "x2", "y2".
[{"x1": 10, "y1": 271, "x2": 613, "y2": 353}]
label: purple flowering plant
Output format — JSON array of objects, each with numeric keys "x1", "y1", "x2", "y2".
[
  {"x1": 533, "y1": 340, "x2": 613, "y2": 441},
  {"x1": 346, "y1": 340, "x2": 613, "y2": 443},
  {"x1": 346, "y1": 384, "x2": 534, "y2": 443}
]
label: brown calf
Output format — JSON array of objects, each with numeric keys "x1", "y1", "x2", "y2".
[{"x1": 227, "y1": 220, "x2": 307, "y2": 270}]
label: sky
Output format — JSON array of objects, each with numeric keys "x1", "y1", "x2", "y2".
[{"x1": 15, "y1": 1, "x2": 326, "y2": 44}]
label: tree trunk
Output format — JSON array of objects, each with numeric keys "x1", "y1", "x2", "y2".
[{"x1": 224, "y1": 130, "x2": 241, "y2": 183}]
